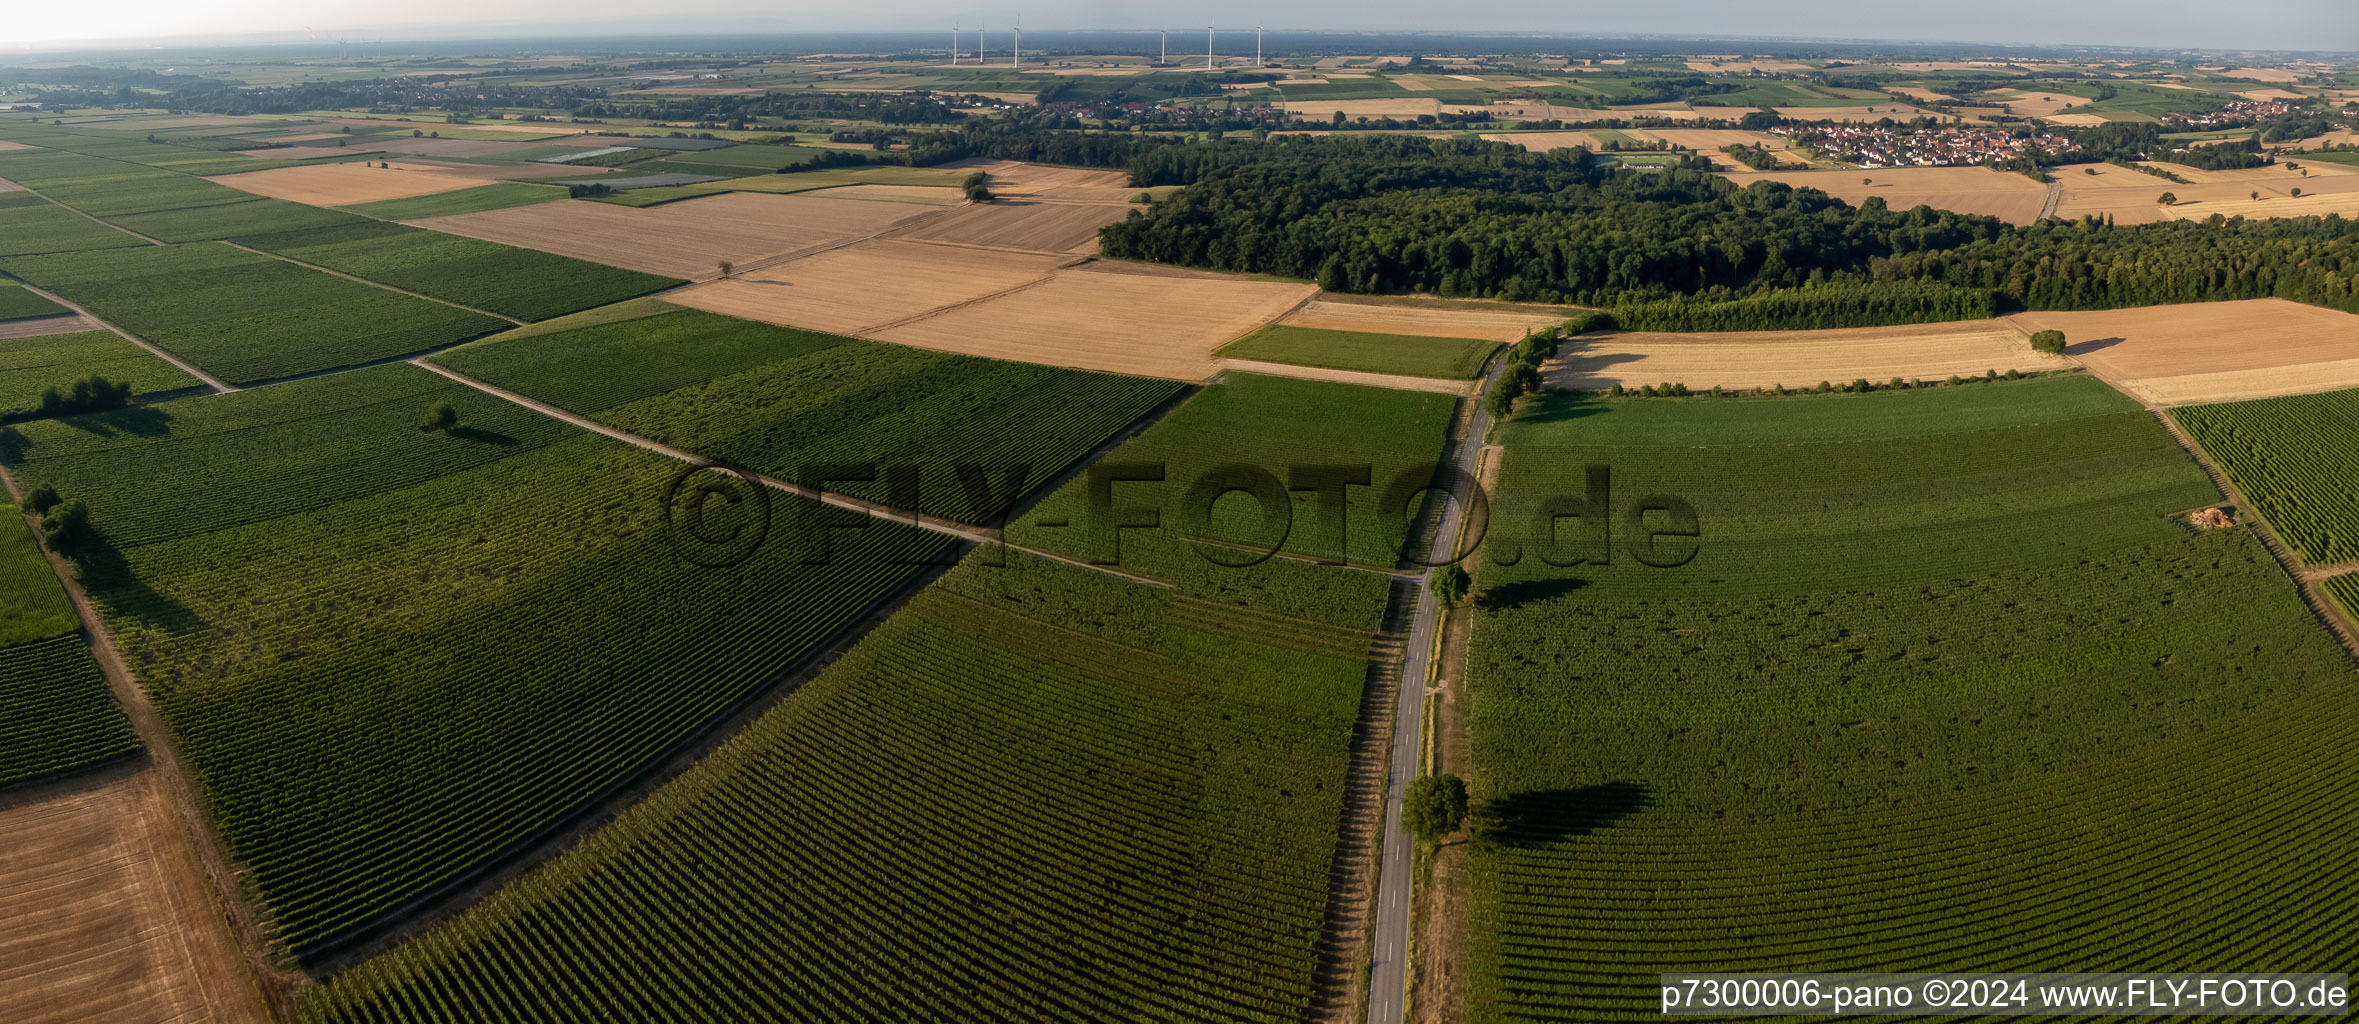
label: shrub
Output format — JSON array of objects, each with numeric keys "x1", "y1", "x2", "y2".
[
  {"x1": 1405, "y1": 774, "x2": 1468, "y2": 844},
  {"x1": 40, "y1": 499, "x2": 91, "y2": 554},
  {"x1": 25, "y1": 483, "x2": 61, "y2": 515},
  {"x1": 2031, "y1": 329, "x2": 2068, "y2": 354},
  {"x1": 423, "y1": 402, "x2": 459, "y2": 432},
  {"x1": 1434, "y1": 565, "x2": 1470, "y2": 609},
  {"x1": 962, "y1": 172, "x2": 994, "y2": 203}
]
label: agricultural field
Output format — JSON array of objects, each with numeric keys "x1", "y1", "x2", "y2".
[
  {"x1": 411, "y1": 191, "x2": 940, "y2": 279},
  {"x1": 1460, "y1": 376, "x2": 2359, "y2": 1020},
  {"x1": 0, "y1": 493, "x2": 138, "y2": 786},
  {"x1": 2173, "y1": 388, "x2": 2359, "y2": 566},
  {"x1": 1545, "y1": 319, "x2": 2068, "y2": 391},
  {"x1": 0, "y1": 244, "x2": 506, "y2": 384},
  {"x1": 0, "y1": 329, "x2": 205, "y2": 414},
  {"x1": 2053, "y1": 161, "x2": 2359, "y2": 225},
  {"x1": 1218, "y1": 324, "x2": 1500, "y2": 380},
  {"x1": 0, "y1": 193, "x2": 150, "y2": 256},
  {"x1": 333, "y1": 182, "x2": 570, "y2": 219},
  {"x1": 2008, "y1": 299, "x2": 2359, "y2": 405},
  {"x1": 300, "y1": 548, "x2": 1379, "y2": 1023},
  {"x1": 434, "y1": 304, "x2": 1181, "y2": 524},
  {"x1": 207, "y1": 162, "x2": 499, "y2": 205},
  {"x1": 232, "y1": 220, "x2": 680, "y2": 321},
  {"x1": 0, "y1": 281, "x2": 70, "y2": 321},
  {"x1": 1010, "y1": 371, "x2": 1458, "y2": 575},
  {"x1": 1722, "y1": 166, "x2": 2053, "y2": 224},
  {"x1": 871, "y1": 264, "x2": 1317, "y2": 380},
  {"x1": 2, "y1": 363, "x2": 952, "y2": 954},
  {"x1": 886, "y1": 200, "x2": 1132, "y2": 254},
  {"x1": 667, "y1": 239, "x2": 1065, "y2": 336},
  {"x1": 1280, "y1": 297, "x2": 1570, "y2": 343}
]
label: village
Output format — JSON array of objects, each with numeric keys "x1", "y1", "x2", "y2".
[{"x1": 1768, "y1": 121, "x2": 2076, "y2": 168}]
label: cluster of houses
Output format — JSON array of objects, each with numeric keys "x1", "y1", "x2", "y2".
[
  {"x1": 1767, "y1": 122, "x2": 2074, "y2": 168},
  {"x1": 2165, "y1": 99, "x2": 2294, "y2": 130}
]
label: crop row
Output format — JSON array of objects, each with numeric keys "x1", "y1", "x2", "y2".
[
  {"x1": 234, "y1": 221, "x2": 681, "y2": 322},
  {"x1": 299, "y1": 550, "x2": 1372, "y2": 1022},
  {"x1": 2173, "y1": 387, "x2": 2359, "y2": 566},
  {"x1": 0, "y1": 192, "x2": 150, "y2": 256},
  {"x1": 0, "y1": 281, "x2": 69, "y2": 321},
  {"x1": 0, "y1": 634, "x2": 140, "y2": 786},
  {"x1": 0, "y1": 329, "x2": 205, "y2": 417},
  {"x1": 0, "y1": 243, "x2": 505, "y2": 383},
  {"x1": 1461, "y1": 375, "x2": 2359, "y2": 1020},
  {"x1": 10, "y1": 365, "x2": 952, "y2": 952}
]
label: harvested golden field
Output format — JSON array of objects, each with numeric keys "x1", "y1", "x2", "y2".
[
  {"x1": 945, "y1": 159, "x2": 1137, "y2": 203},
  {"x1": 206, "y1": 162, "x2": 498, "y2": 205},
  {"x1": 0, "y1": 141, "x2": 39, "y2": 152},
  {"x1": 1478, "y1": 131, "x2": 1601, "y2": 152},
  {"x1": 871, "y1": 263, "x2": 1315, "y2": 379},
  {"x1": 2056, "y1": 166, "x2": 2359, "y2": 225},
  {"x1": 2240, "y1": 88, "x2": 2307, "y2": 101},
  {"x1": 667, "y1": 240, "x2": 1065, "y2": 336},
  {"x1": 1722, "y1": 166, "x2": 2051, "y2": 224},
  {"x1": 2141, "y1": 161, "x2": 2356, "y2": 184},
  {"x1": 807, "y1": 184, "x2": 964, "y2": 205},
  {"x1": 1992, "y1": 89, "x2": 2081, "y2": 117},
  {"x1": 410, "y1": 191, "x2": 943, "y2": 280},
  {"x1": 1281, "y1": 296, "x2": 1567, "y2": 342},
  {"x1": 1286, "y1": 98, "x2": 1445, "y2": 119},
  {"x1": 2042, "y1": 112, "x2": 2114, "y2": 126},
  {"x1": 886, "y1": 200, "x2": 1132, "y2": 254},
  {"x1": 1215, "y1": 358, "x2": 1474, "y2": 395},
  {"x1": 1542, "y1": 320, "x2": 2067, "y2": 391},
  {"x1": 1773, "y1": 104, "x2": 1947, "y2": 122},
  {"x1": 1639, "y1": 128, "x2": 1810, "y2": 168},
  {"x1": 0, "y1": 772, "x2": 266, "y2": 1024},
  {"x1": 1887, "y1": 86, "x2": 1957, "y2": 103},
  {"x1": 2222, "y1": 67, "x2": 2303, "y2": 82},
  {"x1": 2008, "y1": 300, "x2": 2359, "y2": 405}
]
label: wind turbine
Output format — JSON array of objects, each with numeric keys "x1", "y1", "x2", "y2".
[
  {"x1": 1160, "y1": 27, "x2": 1167, "y2": 66},
  {"x1": 950, "y1": 20, "x2": 959, "y2": 65},
  {"x1": 1256, "y1": 25, "x2": 1262, "y2": 68},
  {"x1": 1206, "y1": 24, "x2": 1214, "y2": 72},
  {"x1": 1012, "y1": 13, "x2": 1021, "y2": 69}
]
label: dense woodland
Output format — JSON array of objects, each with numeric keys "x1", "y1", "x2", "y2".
[{"x1": 1099, "y1": 135, "x2": 2359, "y2": 321}]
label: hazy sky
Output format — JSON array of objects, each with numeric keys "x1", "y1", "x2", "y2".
[{"x1": 6, "y1": 0, "x2": 2356, "y2": 52}]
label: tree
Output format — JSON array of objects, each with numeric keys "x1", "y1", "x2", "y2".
[
  {"x1": 2030, "y1": 328, "x2": 2068, "y2": 354},
  {"x1": 25, "y1": 483, "x2": 61, "y2": 516},
  {"x1": 2291, "y1": 186, "x2": 2303, "y2": 198},
  {"x1": 1433, "y1": 564, "x2": 1470, "y2": 609},
  {"x1": 40, "y1": 499, "x2": 91, "y2": 555},
  {"x1": 2252, "y1": 191, "x2": 2262, "y2": 202},
  {"x1": 1404, "y1": 775, "x2": 1468, "y2": 844},
  {"x1": 1862, "y1": 177, "x2": 1873, "y2": 186},
  {"x1": 2157, "y1": 192, "x2": 2178, "y2": 206},
  {"x1": 423, "y1": 402, "x2": 459, "y2": 432},
  {"x1": 717, "y1": 260, "x2": 734, "y2": 279},
  {"x1": 962, "y1": 171, "x2": 994, "y2": 202}
]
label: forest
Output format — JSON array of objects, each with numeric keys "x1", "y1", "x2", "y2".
[{"x1": 1099, "y1": 135, "x2": 2359, "y2": 320}]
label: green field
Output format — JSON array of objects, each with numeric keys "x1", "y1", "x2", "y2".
[
  {"x1": 1217, "y1": 324, "x2": 1500, "y2": 379},
  {"x1": 2174, "y1": 387, "x2": 2359, "y2": 566},
  {"x1": 2299, "y1": 151, "x2": 2359, "y2": 168},
  {"x1": 0, "y1": 329, "x2": 204, "y2": 415},
  {"x1": 335, "y1": 182, "x2": 569, "y2": 219},
  {"x1": 0, "y1": 282, "x2": 69, "y2": 321},
  {"x1": 300, "y1": 547, "x2": 1378, "y2": 1022},
  {"x1": 435, "y1": 306, "x2": 1182, "y2": 524},
  {"x1": 232, "y1": 221, "x2": 679, "y2": 321},
  {"x1": 3, "y1": 363, "x2": 951, "y2": 953},
  {"x1": 0, "y1": 244, "x2": 506, "y2": 384},
  {"x1": 0, "y1": 193, "x2": 151, "y2": 256},
  {"x1": 1009, "y1": 372, "x2": 1459, "y2": 580},
  {"x1": 1460, "y1": 376, "x2": 2359, "y2": 1020},
  {"x1": 0, "y1": 506, "x2": 137, "y2": 787},
  {"x1": 111, "y1": 197, "x2": 370, "y2": 242}
]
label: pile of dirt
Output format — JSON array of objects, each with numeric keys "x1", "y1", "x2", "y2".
[{"x1": 2192, "y1": 507, "x2": 2238, "y2": 529}]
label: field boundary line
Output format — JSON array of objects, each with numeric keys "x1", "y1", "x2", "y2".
[
  {"x1": 0, "y1": 278, "x2": 236, "y2": 393},
  {"x1": 0, "y1": 465, "x2": 288, "y2": 1021},
  {"x1": 1217, "y1": 358, "x2": 1475, "y2": 396},
  {"x1": 217, "y1": 240, "x2": 526, "y2": 326},
  {"x1": 851, "y1": 257, "x2": 1084, "y2": 335},
  {"x1": 647, "y1": 200, "x2": 971, "y2": 285},
  {"x1": 411, "y1": 358, "x2": 1181, "y2": 591}
]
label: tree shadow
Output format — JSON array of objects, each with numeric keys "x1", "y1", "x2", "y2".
[
  {"x1": 1473, "y1": 576, "x2": 1588, "y2": 610},
  {"x1": 1475, "y1": 782, "x2": 1652, "y2": 848},
  {"x1": 62, "y1": 405, "x2": 177, "y2": 440},
  {"x1": 69, "y1": 536, "x2": 206, "y2": 636},
  {"x1": 1512, "y1": 394, "x2": 1610, "y2": 425},
  {"x1": 2064, "y1": 336, "x2": 2126, "y2": 356},
  {"x1": 445, "y1": 425, "x2": 518, "y2": 446}
]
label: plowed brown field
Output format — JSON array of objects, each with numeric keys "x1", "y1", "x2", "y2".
[
  {"x1": 207, "y1": 163, "x2": 498, "y2": 205},
  {"x1": 871, "y1": 264, "x2": 1315, "y2": 379},
  {"x1": 0, "y1": 771, "x2": 266, "y2": 1024},
  {"x1": 2008, "y1": 300, "x2": 2359, "y2": 405},
  {"x1": 410, "y1": 191, "x2": 944, "y2": 279},
  {"x1": 667, "y1": 240, "x2": 1066, "y2": 336}
]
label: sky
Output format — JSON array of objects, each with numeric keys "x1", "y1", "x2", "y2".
[{"x1": 4, "y1": 0, "x2": 2355, "y2": 53}]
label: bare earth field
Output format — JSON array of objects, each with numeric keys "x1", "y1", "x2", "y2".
[
  {"x1": 207, "y1": 163, "x2": 498, "y2": 205},
  {"x1": 410, "y1": 191, "x2": 943, "y2": 279},
  {"x1": 808, "y1": 184, "x2": 965, "y2": 205},
  {"x1": 0, "y1": 315, "x2": 100, "y2": 340},
  {"x1": 871, "y1": 263, "x2": 1316, "y2": 379},
  {"x1": 2008, "y1": 299, "x2": 2359, "y2": 405},
  {"x1": 0, "y1": 141, "x2": 40, "y2": 152},
  {"x1": 946, "y1": 159, "x2": 1133, "y2": 201},
  {"x1": 885, "y1": 200, "x2": 1132, "y2": 254},
  {"x1": 1543, "y1": 320, "x2": 2068, "y2": 390},
  {"x1": 0, "y1": 178, "x2": 24, "y2": 194},
  {"x1": 0, "y1": 771, "x2": 266, "y2": 1024},
  {"x1": 2222, "y1": 67, "x2": 2303, "y2": 82},
  {"x1": 1723, "y1": 166, "x2": 2052, "y2": 224},
  {"x1": 1281, "y1": 297, "x2": 1563, "y2": 342},
  {"x1": 668, "y1": 239, "x2": 1066, "y2": 336}
]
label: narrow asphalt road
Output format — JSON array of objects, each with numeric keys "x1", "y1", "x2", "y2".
[{"x1": 1364, "y1": 355, "x2": 1505, "y2": 1024}]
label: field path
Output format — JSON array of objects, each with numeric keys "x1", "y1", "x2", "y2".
[
  {"x1": 1366, "y1": 355, "x2": 1508, "y2": 1024},
  {"x1": 5, "y1": 185, "x2": 163, "y2": 246},
  {"x1": 218, "y1": 240, "x2": 525, "y2": 326},
  {"x1": 2038, "y1": 178, "x2": 2063, "y2": 220},
  {"x1": 0, "y1": 280, "x2": 235, "y2": 393},
  {"x1": 1218, "y1": 358, "x2": 1477, "y2": 395},
  {"x1": 0, "y1": 476, "x2": 282, "y2": 1021}
]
